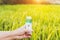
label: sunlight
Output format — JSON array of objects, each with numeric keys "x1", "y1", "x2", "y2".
[
  {"x1": 34, "y1": 0, "x2": 45, "y2": 3},
  {"x1": 36, "y1": 0, "x2": 40, "y2": 2},
  {"x1": 33, "y1": 0, "x2": 50, "y2": 4},
  {"x1": 35, "y1": 0, "x2": 41, "y2": 3}
]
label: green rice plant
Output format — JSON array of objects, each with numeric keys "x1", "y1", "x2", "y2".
[{"x1": 0, "y1": 5, "x2": 60, "y2": 40}]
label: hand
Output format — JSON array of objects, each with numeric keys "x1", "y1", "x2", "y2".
[
  {"x1": 13, "y1": 25, "x2": 33, "y2": 39},
  {"x1": 0, "y1": 25, "x2": 33, "y2": 40},
  {"x1": 2, "y1": 34, "x2": 31, "y2": 40}
]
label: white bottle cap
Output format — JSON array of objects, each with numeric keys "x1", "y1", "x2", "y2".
[{"x1": 26, "y1": 16, "x2": 32, "y2": 20}]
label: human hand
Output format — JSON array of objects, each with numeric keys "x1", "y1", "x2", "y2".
[
  {"x1": 1, "y1": 25, "x2": 33, "y2": 40},
  {"x1": 13, "y1": 25, "x2": 33, "y2": 38}
]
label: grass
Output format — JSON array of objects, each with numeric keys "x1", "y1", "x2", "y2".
[{"x1": 0, "y1": 5, "x2": 60, "y2": 40}]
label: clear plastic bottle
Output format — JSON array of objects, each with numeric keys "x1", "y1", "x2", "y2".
[{"x1": 25, "y1": 16, "x2": 32, "y2": 35}]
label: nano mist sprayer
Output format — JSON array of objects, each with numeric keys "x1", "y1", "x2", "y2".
[{"x1": 25, "y1": 16, "x2": 32, "y2": 35}]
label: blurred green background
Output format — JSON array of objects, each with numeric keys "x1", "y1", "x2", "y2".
[{"x1": 0, "y1": 5, "x2": 60, "y2": 40}]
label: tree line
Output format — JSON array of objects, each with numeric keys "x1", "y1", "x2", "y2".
[{"x1": 0, "y1": 0, "x2": 25, "y2": 4}]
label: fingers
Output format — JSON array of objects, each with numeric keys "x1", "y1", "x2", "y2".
[
  {"x1": 13, "y1": 35, "x2": 31, "y2": 39},
  {"x1": 1, "y1": 34, "x2": 31, "y2": 40},
  {"x1": 25, "y1": 28, "x2": 33, "y2": 36}
]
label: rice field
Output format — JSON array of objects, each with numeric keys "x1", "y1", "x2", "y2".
[{"x1": 0, "y1": 5, "x2": 60, "y2": 40}]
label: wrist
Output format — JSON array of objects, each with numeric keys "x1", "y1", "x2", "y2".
[{"x1": 0, "y1": 31, "x2": 15, "y2": 39}]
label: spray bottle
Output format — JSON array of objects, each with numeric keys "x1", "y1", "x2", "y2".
[{"x1": 25, "y1": 16, "x2": 32, "y2": 36}]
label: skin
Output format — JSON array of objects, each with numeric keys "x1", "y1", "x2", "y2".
[{"x1": 0, "y1": 25, "x2": 32, "y2": 40}]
